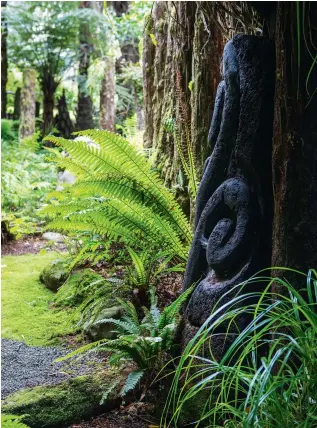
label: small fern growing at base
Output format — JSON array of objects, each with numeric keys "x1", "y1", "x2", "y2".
[{"x1": 57, "y1": 285, "x2": 194, "y2": 396}]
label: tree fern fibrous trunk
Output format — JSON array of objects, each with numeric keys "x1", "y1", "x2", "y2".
[
  {"x1": 1, "y1": 1, "x2": 8, "y2": 118},
  {"x1": 19, "y1": 68, "x2": 36, "y2": 141},
  {"x1": 142, "y1": 1, "x2": 224, "y2": 214},
  {"x1": 54, "y1": 91, "x2": 74, "y2": 139},
  {"x1": 100, "y1": 57, "x2": 116, "y2": 131},
  {"x1": 41, "y1": 70, "x2": 58, "y2": 137},
  {"x1": 13, "y1": 87, "x2": 21, "y2": 120},
  {"x1": 76, "y1": 0, "x2": 94, "y2": 131},
  {"x1": 35, "y1": 101, "x2": 41, "y2": 119},
  {"x1": 142, "y1": 13, "x2": 155, "y2": 148}
]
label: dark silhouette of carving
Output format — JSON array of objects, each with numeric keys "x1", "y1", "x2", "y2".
[{"x1": 182, "y1": 35, "x2": 275, "y2": 347}]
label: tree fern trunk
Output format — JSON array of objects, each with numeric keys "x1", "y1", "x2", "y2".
[
  {"x1": 13, "y1": 88, "x2": 21, "y2": 120},
  {"x1": 54, "y1": 91, "x2": 74, "y2": 139},
  {"x1": 19, "y1": 68, "x2": 36, "y2": 141},
  {"x1": 100, "y1": 57, "x2": 115, "y2": 131},
  {"x1": 35, "y1": 101, "x2": 41, "y2": 119},
  {"x1": 142, "y1": 1, "x2": 223, "y2": 214},
  {"x1": 1, "y1": 1, "x2": 8, "y2": 118},
  {"x1": 76, "y1": 0, "x2": 94, "y2": 131},
  {"x1": 42, "y1": 72, "x2": 57, "y2": 137},
  {"x1": 142, "y1": 13, "x2": 155, "y2": 149}
]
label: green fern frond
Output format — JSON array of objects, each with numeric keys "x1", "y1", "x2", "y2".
[
  {"x1": 43, "y1": 131, "x2": 192, "y2": 258},
  {"x1": 93, "y1": 317, "x2": 141, "y2": 335},
  {"x1": 116, "y1": 298, "x2": 140, "y2": 325},
  {"x1": 158, "y1": 284, "x2": 195, "y2": 331},
  {"x1": 55, "y1": 338, "x2": 109, "y2": 362},
  {"x1": 1, "y1": 414, "x2": 31, "y2": 428},
  {"x1": 120, "y1": 370, "x2": 145, "y2": 396},
  {"x1": 99, "y1": 378, "x2": 122, "y2": 405},
  {"x1": 127, "y1": 247, "x2": 147, "y2": 286}
]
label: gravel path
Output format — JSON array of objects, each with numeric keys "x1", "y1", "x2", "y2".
[{"x1": 1, "y1": 339, "x2": 106, "y2": 398}]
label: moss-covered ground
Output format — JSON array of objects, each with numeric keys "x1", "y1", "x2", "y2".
[{"x1": 1, "y1": 252, "x2": 75, "y2": 346}]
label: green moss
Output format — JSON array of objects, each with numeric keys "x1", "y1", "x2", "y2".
[
  {"x1": 2, "y1": 369, "x2": 123, "y2": 428},
  {"x1": 54, "y1": 269, "x2": 112, "y2": 308},
  {"x1": 1, "y1": 253, "x2": 75, "y2": 346},
  {"x1": 39, "y1": 259, "x2": 70, "y2": 292},
  {"x1": 55, "y1": 269, "x2": 131, "y2": 313}
]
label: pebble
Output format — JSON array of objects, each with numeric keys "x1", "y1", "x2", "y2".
[{"x1": 1, "y1": 339, "x2": 105, "y2": 398}]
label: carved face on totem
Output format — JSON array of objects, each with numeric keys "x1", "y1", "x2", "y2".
[{"x1": 182, "y1": 35, "x2": 275, "y2": 327}]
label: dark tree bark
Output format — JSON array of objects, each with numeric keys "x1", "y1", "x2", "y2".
[
  {"x1": 54, "y1": 90, "x2": 74, "y2": 139},
  {"x1": 19, "y1": 68, "x2": 36, "y2": 141},
  {"x1": 89, "y1": 1, "x2": 117, "y2": 132},
  {"x1": 41, "y1": 70, "x2": 58, "y2": 136},
  {"x1": 1, "y1": 1, "x2": 8, "y2": 118},
  {"x1": 100, "y1": 57, "x2": 116, "y2": 131},
  {"x1": 13, "y1": 88, "x2": 21, "y2": 120},
  {"x1": 272, "y1": 2, "x2": 317, "y2": 286},
  {"x1": 109, "y1": 1, "x2": 129, "y2": 16},
  {"x1": 76, "y1": 1, "x2": 94, "y2": 131},
  {"x1": 35, "y1": 101, "x2": 41, "y2": 119},
  {"x1": 142, "y1": 13, "x2": 155, "y2": 148}
]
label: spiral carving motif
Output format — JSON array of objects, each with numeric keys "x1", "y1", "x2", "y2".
[{"x1": 202, "y1": 178, "x2": 255, "y2": 274}]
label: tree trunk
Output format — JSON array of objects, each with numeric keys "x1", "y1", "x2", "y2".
[
  {"x1": 76, "y1": 1, "x2": 94, "y2": 131},
  {"x1": 109, "y1": 1, "x2": 129, "y2": 16},
  {"x1": 35, "y1": 101, "x2": 41, "y2": 119},
  {"x1": 99, "y1": 57, "x2": 116, "y2": 131},
  {"x1": 142, "y1": 2, "x2": 224, "y2": 214},
  {"x1": 13, "y1": 88, "x2": 21, "y2": 120},
  {"x1": 142, "y1": 13, "x2": 155, "y2": 148},
  {"x1": 54, "y1": 90, "x2": 74, "y2": 138},
  {"x1": 41, "y1": 72, "x2": 57, "y2": 136},
  {"x1": 19, "y1": 68, "x2": 36, "y2": 141},
  {"x1": 272, "y1": 2, "x2": 317, "y2": 286},
  {"x1": 1, "y1": 1, "x2": 8, "y2": 118}
]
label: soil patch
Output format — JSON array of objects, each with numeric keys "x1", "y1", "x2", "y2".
[
  {"x1": 69, "y1": 402, "x2": 158, "y2": 428},
  {"x1": 1, "y1": 236, "x2": 67, "y2": 256}
]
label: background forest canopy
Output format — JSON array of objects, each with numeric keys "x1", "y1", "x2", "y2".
[
  {"x1": 2, "y1": 0, "x2": 151, "y2": 137},
  {"x1": 1, "y1": 0, "x2": 154, "y2": 242}
]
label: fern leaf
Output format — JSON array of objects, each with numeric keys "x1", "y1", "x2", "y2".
[
  {"x1": 93, "y1": 318, "x2": 141, "y2": 335},
  {"x1": 127, "y1": 247, "x2": 147, "y2": 286},
  {"x1": 43, "y1": 131, "x2": 193, "y2": 255},
  {"x1": 120, "y1": 370, "x2": 145, "y2": 396},
  {"x1": 116, "y1": 298, "x2": 140, "y2": 326},
  {"x1": 158, "y1": 284, "x2": 195, "y2": 331}
]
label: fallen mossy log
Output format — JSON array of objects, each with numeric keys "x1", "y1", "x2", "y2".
[{"x1": 2, "y1": 369, "x2": 126, "y2": 428}]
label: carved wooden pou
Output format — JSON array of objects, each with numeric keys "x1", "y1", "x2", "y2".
[{"x1": 182, "y1": 35, "x2": 275, "y2": 355}]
